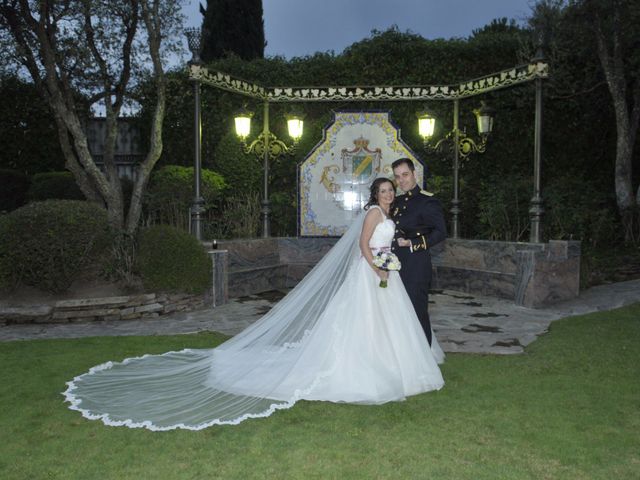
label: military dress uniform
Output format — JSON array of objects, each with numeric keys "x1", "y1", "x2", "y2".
[{"x1": 391, "y1": 185, "x2": 447, "y2": 345}]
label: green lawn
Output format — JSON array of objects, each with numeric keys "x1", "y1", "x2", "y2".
[{"x1": 1, "y1": 305, "x2": 639, "y2": 480}]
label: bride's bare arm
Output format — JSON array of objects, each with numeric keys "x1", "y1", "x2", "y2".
[{"x1": 359, "y1": 208, "x2": 388, "y2": 280}]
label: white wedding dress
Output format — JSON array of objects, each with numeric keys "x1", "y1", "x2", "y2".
[{"x1": 64, "y1": 206, "x2": 444, "y2": 430}]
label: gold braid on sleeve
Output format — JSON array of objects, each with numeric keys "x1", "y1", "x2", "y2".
[{"x1": 410, "y1": 236, "x2": 429, "y2": 252}]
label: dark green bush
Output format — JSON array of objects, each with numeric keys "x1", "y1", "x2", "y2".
[
  {"x1": 136, "y1": 225, "x2": 211, "y2": 293},
  {"x1": 144, "y1": 165, "x2": 227, "y2": 230},
  {"x1": 475, "y1": 174, "x2": 531, "y2": 241},
  {"x1": 269, "y1": 191, "x2": 296, "y2": 237},
  {"x1": 543, "y1": 175, "x2": 620, "y2": 248},
  {"x1": 0, "y1": 169, "x2": 30, "y2": 212},
  {"x1": 211, "y1": 132, "x2": 263, "y2": 195},
  {"x1": 27, "y1": 171, "x2": 84, "y2": 201},
  {"x1": 0, "y1": 200, "x2": 112, "y2": 293},
  {"x1": 0, "y1": 75, "x2": 66, "y2": 174},
  {"x1": 204, "y1": 190, "x2": 260, "y2": 239}
]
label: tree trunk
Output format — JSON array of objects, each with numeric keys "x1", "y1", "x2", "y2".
[
  {"x1": 594, "y1": 7, "x2": 637, "y2": 241},
  {"x1": 125, "y1": 0, "x2": 167, "y2": 235}
]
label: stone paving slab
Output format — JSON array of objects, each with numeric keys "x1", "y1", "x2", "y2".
[{"x1": 1, "y1": 279, "x2": 638, "y2": 355}]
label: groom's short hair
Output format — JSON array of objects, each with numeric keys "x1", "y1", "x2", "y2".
[{"x1": 391, "y1": 158, "x2": 415, "y2": 171}]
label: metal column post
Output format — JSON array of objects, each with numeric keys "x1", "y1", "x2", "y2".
[
  {"x1": 191, "y1": 78, "x2": 205, "y2": 240},
  {"x1": 529, "y1": 76, "x2": 544, "y2": 243},
  {"x1": 451, "y1": 99, "x2": 461, "y2": 239},
  {"x1": 261, "y1": 101, "x2": 271, "y2": 238}
]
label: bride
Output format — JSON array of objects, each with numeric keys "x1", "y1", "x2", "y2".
[{"x1": 64, "y1": 177, "x2": 445, "y2": 431}]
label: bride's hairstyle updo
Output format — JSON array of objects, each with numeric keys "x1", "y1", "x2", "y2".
[{"x1": 364, "y1": 177, "x2": 395, "y2": 210}]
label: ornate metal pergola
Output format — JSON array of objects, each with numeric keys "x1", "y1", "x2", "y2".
[{"x1": 187, "y1": 50, "x2": 548, "y2": 242}]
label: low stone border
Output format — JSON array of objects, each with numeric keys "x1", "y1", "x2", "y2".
[
  {"x1": 211, "y1": 237, "x2": 582, "y2": 308},
  {"x1": 0, "y1": 293, "x2": 207, "y2": 325}
]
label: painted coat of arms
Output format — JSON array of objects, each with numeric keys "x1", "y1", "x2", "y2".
[{"x1": 320, "y1": 136, "x2": 382, "y2": 211}]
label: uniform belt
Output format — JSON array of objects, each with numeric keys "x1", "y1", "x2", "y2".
[{"x1": 396, "y1": 227, "x2": 430, "y2": 238}]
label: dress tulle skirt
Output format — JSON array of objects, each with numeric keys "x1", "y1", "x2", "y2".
[
  {"x1": 284, "y1": 260, "x2": 444, "y2": 403},
  {"x1": 206, "y1": 260, "x2": 444, "y2": 404},
  {"x1": 64, "y1": 216, "x2": 444, "y2": 430}
]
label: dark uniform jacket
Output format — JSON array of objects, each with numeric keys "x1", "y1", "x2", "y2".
[{"x1": 391, "y1": 184, "x2": 447, "y2": 285}]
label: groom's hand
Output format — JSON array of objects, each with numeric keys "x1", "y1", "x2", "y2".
[{"x1": 396, "y1": 238, "x2": 411, "y2": 247}]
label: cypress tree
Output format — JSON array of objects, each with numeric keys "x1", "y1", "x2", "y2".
[{"x1": 200, "y1": 0, "x2": 266, "y2": 61}]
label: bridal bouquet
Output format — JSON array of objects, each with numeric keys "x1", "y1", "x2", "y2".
[{"x1": 372, "y1": 251, "x2": 401, "y2": 288}]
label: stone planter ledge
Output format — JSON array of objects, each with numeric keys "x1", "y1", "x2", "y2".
[{"x1": 0, "y1": 292, "x2": 207, "y2": 326}]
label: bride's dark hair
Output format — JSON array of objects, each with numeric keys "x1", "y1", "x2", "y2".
[{"x1": 364, "y1": 177, "x2": 395, "y2": 210}]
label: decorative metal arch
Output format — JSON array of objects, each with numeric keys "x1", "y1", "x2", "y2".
[
  {"x1": 190, "y1": 60, "x2": 548, "y2": 102},
  {"x1": 189, "y1": 59, "x2": 548, "y2": 241}
]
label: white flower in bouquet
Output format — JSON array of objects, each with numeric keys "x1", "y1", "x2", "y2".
[{"x1": 372, "y1": 251, "x2": 401, "y2": 288}]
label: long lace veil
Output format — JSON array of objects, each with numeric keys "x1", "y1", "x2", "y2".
[{"x1": 63, "y1": 213, "x2": 368, "y2": 430}]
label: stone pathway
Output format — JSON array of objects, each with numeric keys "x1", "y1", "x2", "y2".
[{"x1": 1, "y1": 280, "x2": 639, "y2": 354}]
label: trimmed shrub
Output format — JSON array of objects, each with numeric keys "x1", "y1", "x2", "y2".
[
  {"x1": 204, "y1": 190, "x2": 260, "y2": 239},
  {"x1": 27, "y1": 171, "x2": 84, "y2": 201},
  {"x1": 136, "y1": 225, "x2": 211, "y2": 293},
  {"x1": 0, "y1": 169, "x2": 30, "y2": 212},
  {"x1": 144, "y1": 165, "x2": 227, "y2": 230},
  {"x1": 0, "y1": 200, "x2": 112, "y2": 293}
]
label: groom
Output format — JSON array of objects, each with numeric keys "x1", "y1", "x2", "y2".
[{"x1": 390, "y1": 158, "x2": 447, "y2": 345}]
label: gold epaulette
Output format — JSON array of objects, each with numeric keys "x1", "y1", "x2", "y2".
[{"x1": 420, "y1": 190, "x2": 434, "y2": 196}]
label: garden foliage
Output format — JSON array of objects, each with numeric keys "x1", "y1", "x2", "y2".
[
  {"x1": 27, "y1": 172, "x2": 85, "y2": 202},
  {"x1": 136, "y1": 225, "x2": 212, "y2": 294},
  {"x1": 200, "y1": 0, "x2": 265, "y2": 61},
  {"x1": 143, "y1": 165, "x2": 227, "y2": 231},
  {"x1": 0, "y1": 200, "x2": 112, "y2": 293},
  {"x1": 3, "y1": 11, "x2": 634, "y2": 247},
  {"x1": 0, "y1": 76, "x2": 66, "y2": 175},
  {"x1": 0, "y1": 169, "x2": 30, "y2": 213},
  {"x1": 135, "y1": 21, "x2": 627, "y2": 244}
]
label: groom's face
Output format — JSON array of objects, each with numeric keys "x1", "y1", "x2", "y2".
[{"x1": 393, "y1": 163, "x2": 418, "y2": 193}]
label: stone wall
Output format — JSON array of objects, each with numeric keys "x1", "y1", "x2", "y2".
[
  {"x1": 212, "y1": 237, "x2": 337, "y2": 298},
  {"x1": 210, "y1": 237, "x2": 581, "y2": 308},
  {"x1": 0, "y1": 293, "x2": 206, "y2": 325},
  {"x1": 431, "y1": 239, "x2": 581, "y2": 308},
  {"x1": 0, "y1": 238, "x2": 581, "y2": 325},
  {"x1": 217, "y1": 238, "x2": 285, "y2": 297}
]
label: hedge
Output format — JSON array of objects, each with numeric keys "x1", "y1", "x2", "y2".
[
  {"x1": 136, "y1": 225, "x2": 212, "y2": 294},
  {"x1": 0, "y1": 200, "x2": 112, "y2": 293}
]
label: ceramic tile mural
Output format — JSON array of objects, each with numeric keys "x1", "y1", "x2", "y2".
[{"x1": 298, "y1": 111, "x2": 423, "y2": 236}]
